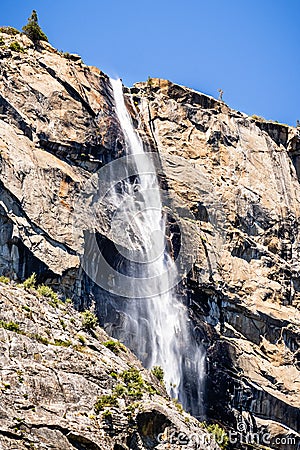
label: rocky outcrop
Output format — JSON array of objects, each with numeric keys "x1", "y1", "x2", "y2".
[
  {"x1": 0, "y1": 280, "x2": 221, "y2": 449},
  {"x1": 0, "y1": 30, "x2": 299, "y2": 449},
  {"x1": 0, "y1": 31, "x2": 127, "y2": 296}
]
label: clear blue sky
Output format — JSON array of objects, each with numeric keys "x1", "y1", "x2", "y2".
[{"x1": 1, "y1": 0, "x2": 299, "y2": 125}]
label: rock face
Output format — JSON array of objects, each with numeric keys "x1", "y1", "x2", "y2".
[
  {"x1": 131, "y1": 79, "x2": 300, "y2": 448},
  {"x1": 0, "y1": 30, "x2": 125, "y2": 290},
  {"x1": 0, "y1": 281, "x2": 220, "y2": 450},
  {"x1": 0, "y1": 30, "x2": 299, "y2": 449}
]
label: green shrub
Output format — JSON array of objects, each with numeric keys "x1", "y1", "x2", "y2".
[
  {"x1": 0, "y1": 276, "x2": 10, "y2": 284},
  {"x1": 127, "y1": 383, "x2": 143, "y2": 399},
  {"x1": 37, "y1": 284, "x2": 58, "y2": 303},
  {"x1": 103, "y1": 339, "x2": 126, "y2": 355},
  {"x1": 251, "y1": 114, "x2": 265, "y2": 122},
  {"x1": 121, "y1": 368, "x2": 143, "y2": 385},
  {"x1": 60, "y1": 319, "x2": 66, "y2": 330},
  {"x1": 125, "y1": 401, "x2": 140, "y2": 414},
  {"x1": 33, "y1": 334, "x2": 50, "y2": 345},
  {"x1": 109, "y1": 371, "x2": 118, "y2": 379},
  {"x1": 54, "y1": 339, "x2": 72, "y2": 347},
  {"x1": 9, "y1": 42, "x2": 24, "y2": 53},
  {"x1": 151, "y1": 365, "x2": 164, "y2": 383},
  {"x1": 62, "y1": 52, "x2": 81, "y2": 62},
  {"x1": 17, "y1": 371, "x2": 24, "y2": 384},
  {"x1": 77, "y1": 335, "x2": 86, "y2": 345},
  {"x1": 22, "y1": 305, "x2": 31, "y2": 312},
  {"x1": 121, "y1": 368, "x2": 145, "y2": 400},
  {"x1": 23, "y1": 273, "x2": 36, "y2": 290},
  {"x1": 205, "y1": 423, "x2": 229, "y2": 450},
  {"x1": 94, "y1": 394, "x2": 118, "y2": 413},
  {"x1": 0, "y1": 26, "x2": 19, "y2": 36},
  {"x1": 173, "y1": 398, "x2": 184, "y2": 413},
  {"x1": 22, "y1": 10, "x2": 48, "y2": 43},
  {"x1": 102, "y1": 409, "x2": 112, "y2": 419},
  {"x1": 81, "y1": 310, "x2": 98, "y2": 330},
  {"x1": 95, "y1": 377, "x2": 142, "y2": 414},
  {"x1": 0, "y1": 37, "x2": 5, "y2": 46},
  {"x1": 0, "y1": 320, "x2": 20, "y2": 333},
  {"x1": 94, "y1": 368, "x2": 153, "y2": 414},
  {"x1": 114, "y1": 384, "x2": 126, "y2": 397},
  {"x1": 145, "y1": 382, "x2": 157, "y2": 395}
]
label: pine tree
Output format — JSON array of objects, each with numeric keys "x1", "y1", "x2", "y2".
[{"x1": 22, "y1": 10, "x2": 48, "y2": 43}]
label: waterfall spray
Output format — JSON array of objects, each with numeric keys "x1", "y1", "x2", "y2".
[{"x1": 107, "y1": 79, "x2": 205, "y2": 416}]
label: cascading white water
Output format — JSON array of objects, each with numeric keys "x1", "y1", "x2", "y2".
[{"x1": 109, "y1": 78, "x2": 205, "y2": 415}]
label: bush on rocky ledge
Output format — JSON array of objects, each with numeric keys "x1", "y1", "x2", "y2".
[
  {"x1": 9, "y1": 41, "x2": 24, "y2": 53},
  {"x1": 81, "y1": 310, "x2": 98, "y2": 330},
  {"x1": 22, "y1": 10, "x2": 48, "y2": 43},
  {"x1": 151, "y1": 365, "x2": 164, "y2": 383},
  {"x1": 0, "y1": 26, "x2": 19, "y2": 36}
]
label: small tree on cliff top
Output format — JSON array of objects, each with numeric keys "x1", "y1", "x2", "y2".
[{"x1": 22, "y1": 10, "x2": 48, "y2": 43}]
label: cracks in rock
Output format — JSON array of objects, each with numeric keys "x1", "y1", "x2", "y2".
[
  {"x1": 53, "y1": 368, "x2": 108, "y2": 387},
  {"x1": 135, "y1": 95, "x2": 159, "y2": 153},
  {"x1": 147, "y1": 109, "x2": 157, "y2": 144},
  {"x1": 0, "y1": 92, "x2": 33, "y2": 140},
  {"x1": 0, "y1": 180, "x2": 77, "y2": 258},
  {"x1": 38, "y1": 60, "x2": 96, "y2": 119},
  {"x1": 238, "y1": 379, "x2": 300, "y2": 433},
  {"x1": 229, "y1": 226, "x2": 291, "y2": 271},
  {"x1": 66, "y1": 432, "x2": 102, "y2": 450},
  {"x1": 68, "y1": 63, "x2": 93, "y2": 115},
  {"x1": 187, "y1": 127, "x2": 194, "y2": 142},
  {"x1": 151, "y1": 114, "x2": 189, "y2": 130},
  {"x1": 255, "y1": 121, "x2": 289, "y2": 149},
  {"x1": 0, "y1": 423, "x2": 100, "y2": 450},
  {"x1": 248, "y1": 317, "x2": 264, "y2": 337},
  {"x1": 200, "y1": 238, "x2": 215, "y2": 284},
  {"x1": 37, "y1": 138, "x2": 106, "y2": 174},
  {"x1": 23, "y1": 422, "x2": 102, "y2": 450},
  {"x1": 48, "y1": 366, "x2": 68, "y2": 404},
  {"x1": 20, "y1": 421, "x2": 69, "y2": 434},
  {"x1": 0, "y1": 428, "x2": 22, "y2": 440},
  {"x1": 216, "y1": 296, "x2": 225, "y2": 334}
]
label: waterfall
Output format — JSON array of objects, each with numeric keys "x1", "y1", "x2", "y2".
[{"x1": 107, "y1": 78, "x2": 205, "y2": 417}]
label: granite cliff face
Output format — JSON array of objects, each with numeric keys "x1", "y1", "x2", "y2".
[
  {"x1": 131, "y1": 79, "x2": 300, "y2": 447},
  {"x1": 0, "y1": 30, "x2": 299, "y2": 449}
]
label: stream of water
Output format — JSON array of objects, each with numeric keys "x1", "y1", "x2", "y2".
[{"x1": 108, "y1": 78, "x2": 205, "y2": 416}]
